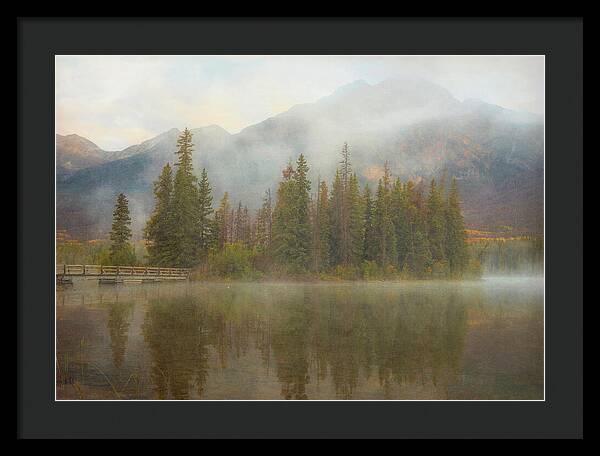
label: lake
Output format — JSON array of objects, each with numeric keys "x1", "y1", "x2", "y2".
[{"x1": 55, "y1": 277, "x2": 543, "y2": 400}]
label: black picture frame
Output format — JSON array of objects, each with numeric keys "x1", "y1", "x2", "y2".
[{"x1": 18, "y1": 17, "x2": 583, "y2": 439}]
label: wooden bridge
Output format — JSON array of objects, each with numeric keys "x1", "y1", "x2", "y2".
[{"x1": 56, "y1": 264, "x2": 191, "y2": 284}]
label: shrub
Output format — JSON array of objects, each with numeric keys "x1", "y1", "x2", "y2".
[
  {"x1": 207, "y1": 243, "x2": 253, "y2": 279},
  {"x1": 332, "y1": 264, "x2": 361, "y2": 280},
  {"x1": 361, "y1": 260, "x2": 381, "y2": 280},
  {"x1": 464, "y1": 258, "x2": 483, "y2": 279},
  {"x1": 431, "y1": 260, "x2": 450, "y2": 278}
]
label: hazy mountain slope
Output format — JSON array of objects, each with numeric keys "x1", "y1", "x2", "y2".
[
  {"x1": 56, "y1": 133, "x2": 148, "y2": 180},
  {"x1": 56, "y1": 134, "x2": 109, "y2": 179},
  {"x1": 57, "y1": 77, "x2": 543, "y2": 239}
]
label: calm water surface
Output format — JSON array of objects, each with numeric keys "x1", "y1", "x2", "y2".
[{"x1": 56, "y1": 277, "x2": 543, "y2": 400}]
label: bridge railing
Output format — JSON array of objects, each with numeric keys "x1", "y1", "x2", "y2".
[{"x1": 56, "y1": 264, "x2": 191, "y2": 278}]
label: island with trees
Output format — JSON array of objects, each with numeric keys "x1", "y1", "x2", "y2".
[{"x1": 65, "y1": 128, "x2": 487, "y2": 281}]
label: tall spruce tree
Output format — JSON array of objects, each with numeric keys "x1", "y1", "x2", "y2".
[
  {"x1": 255, "y1": 189, "x2": 273, "y2": 251},
  {"x1": 197, "y1": 168, "x2": 214, "y2": 257},
  {"x1": 272, "y1": 154, "x2": 312, "y2": 271},
  {"x1": 347, "y1": 173, "x2": 365, "y2": 266},
  {"x1": 427, "y1": 178, "x2": 447, "y2": 264},
  {"x1": 445, "y1": 178, "x2": 469, "y2": 275},
  {"x1": 392, "y1": 179, "x2": 411, "y2": 269},
  {"x1": 144, "y1": 164, "x2": 175, "y2": 266},
  {"x1": 109, "y1": 193, "x2": 135, "y2": 265},
  {"x1": 292, "y1": 154, "x2": 312, "y2": 269},
  {"x1": 272, "y1": 167, "x2": 296, "y2": 266},
  {"x1": 171, "y1": 128, "x2": 200, "y2": 267},
  {"x1": 214, "y1": 192, "x2": 232, "y2": 250},
  {"x1": 373, "y1": 163, "x2": 397, "y2": 267},
  {"x1": 329, "y1": 170, "x2": 344, "y2": 266},
  {"x1": 234, "y1": 201, "x2": 244, "y2": 243},
  {"x1": 311, "y1": 180, "x2": 331, "y2": 272},
  {"x1": 362, "y1": 184, "x2": 377, "y2": 262},
  {"x1": 406, "y1": 185, "x2": 432, "y2": 277}
]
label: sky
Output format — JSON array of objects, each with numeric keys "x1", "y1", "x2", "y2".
[{"x1": 56, "y1": 55, "x2": 544, "y2": 151}]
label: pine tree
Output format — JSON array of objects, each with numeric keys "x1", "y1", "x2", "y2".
[
  {"x1": 347, "y1": 173, "x2": 365, "y2": 265},
  {"x1": 373, "y1": 162, "x2": 396, "y2": 267},
  {"x1": 234, "y1": 201, "x2": 244, "y2": 243},
  {"x1": 427, "y1": 178, "x2": 447, "y2": 264},
  {"x1": 144, "y1": 164, "x2": 175, "y2": 266},
  {"x1": 339, "y1": 143, "x2": 352, "y2": 265},
  {"x1": 329, "y1": 170, "x2": 344, "y2": 266},
  {"x1": 392, "y1": 179, "x2": 411, "y2": 269},
  {"x1": 197, "y1": 168, "x2": 213, "y2": 257},
  {"x1": 409, "y1": 229, "x2": 432, "y2": 278},
  {"x1": 170, "y1": 128, "x2": 200, "y2": 267},
  {"x1": 109, "y1": 193, "x2": 135, "y2": 265},
  {"x1": 265, "y1": 189, "x2": 273, "y2": 248},
  {"x1": 362, "y1": 184, "x2": 377, "y2": 262},
  {"x1": 292, "y1": 154, "x2": 312, "y2": 269},
  {"x1": 273, "y1": 165, "x2": 297, "y2": 267},
  {"x1": 255, "y1": 189, "x2": 273, "y2": 251},
  {"x1": 272, "y1": 154, "x2": 312, "y2": 271},
  {"x1": 406, "y1": 184, "x2": 432, "y2": 277},
  {"x1": 242, "y1": 205, "x2": 250, "y2": 246},
  {"x1": 214, "y1": 192, "x2": 231, "y2": 250},
  {"x1": 311, "y1": 180, "x2": 331, "y2": 272},
  {"x1": 445, "y1": 178, "x2": 469, "y2": 276}
]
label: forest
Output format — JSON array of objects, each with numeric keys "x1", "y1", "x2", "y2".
[{"x1": 61, "y1": 128, "x2": 499, "y2": 280}]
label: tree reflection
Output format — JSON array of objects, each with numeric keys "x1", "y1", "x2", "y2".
[
  {"x1": 106, "y1": 301, "x2": 134, "y2": 369},
  {"x1": 267, "y1": 286, "x2": 467, "y2": 399},
  {"x1": 271, "y1": 291, "x2": 312, "y2": 400},
  {"x1": 142, "y1": 298, "x2": 209, "y2": 399},
  {"x1": 138, "y1": 284, "x2": 469, "y2": 399}
]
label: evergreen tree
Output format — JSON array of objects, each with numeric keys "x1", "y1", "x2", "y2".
[
  {"x1": 144, "y1": 164, "x2": 175, "y2": 266},
  {"x1": 272, "y1": 167, "x2": 296, "y2": 266},
  {"x1": 265, "y1": 189, "x2": 273, "y2": 247},
  {"x1": 329, "y1": 170, "x2": 344, "y2": 266},
  {"x1": 170, "y1": 128, "x2": 200, "y2": 267},
  {"x1": 272, "y1": 154, "x2": 312, "y2": 271},
  {"x1": 311, "y1": 180, "x2": 331, "y2": 272},
  {"x1": 445, "y1": 178, "x2": 469, "y2": 275},
  {"x1": 197, "y1": 168, "x2": 214, "y2": 257},
  {"x1": 255, "y1": 189, "x2": 273, "y2": 251},
  {"x1": 347, "y1": 173, "x2": 365, "y2": 265},
  {"x1": 427, "y1": 178, "x2": 447, "y2": 264},
  {"x1": 234, "y1": 201, "x2": 244, "y2": 243},
  {"x1": 109, "y1": 193, "x2": 135, "y2": 265},
  {"x1": 392, "y1": 179, "x2": 411, "y2": 269},
  {"x1": 373, "y1": 163, "x2": 396, "y2": 267},
  {"x1": 242, "y1": 205, "x2": 250, "y2": 246},
  {"x1": 328, "y1": 143, "x2": 364, "y2": 267},
  {"x1": 362, "y1": 184, "x2": 377, "y2": 262},
  {"x1": 406, "y1": 184, "x2": 432, "y2": 277},
  {"x1": 292, "y1": 154, "x2": 312, "y2": 269},
  {"x1": 214, "y1": 192, "x2": 232, "y2": 250}
]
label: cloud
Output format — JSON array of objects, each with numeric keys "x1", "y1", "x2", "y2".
[{"x1": 56, "y1": 55, "x2": 544, "y2": 150}]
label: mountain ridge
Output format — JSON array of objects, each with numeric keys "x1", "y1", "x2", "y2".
[{"x1": 57, "y1": 77, "x2": 543, "y2": 239}]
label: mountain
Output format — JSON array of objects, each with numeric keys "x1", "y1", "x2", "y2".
[
  {"x1": 56, "y1": 134, "x2": 109, "y2": 178},
  {"x1": 57, "y1": 77, "x2": 543, "y2": 239},
  {"x1": 56, "y1": 133, "x2": 143, "y2": 180}
]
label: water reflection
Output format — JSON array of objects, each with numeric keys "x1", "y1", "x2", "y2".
[
  {"x1": 142, "y1": 299, "x2": 209, "y2": 399},
  {"x1": 139, "y1": 286, "x2": 469, "y2": 399},
  {"x1": 105, "y1": 301, "x2": 134, "y2": 369},
  {"x1": 56, "y1": 280, "x2": 543, "y2": 400}
]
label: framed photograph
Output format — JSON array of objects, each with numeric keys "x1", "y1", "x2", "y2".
[{"x1": 18, "y1": 17, "x2": 582, "y2": 438}]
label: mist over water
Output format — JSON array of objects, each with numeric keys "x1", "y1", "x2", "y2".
[{"x1": 56, "y1": 277, "x2": 543, "y2": 400}]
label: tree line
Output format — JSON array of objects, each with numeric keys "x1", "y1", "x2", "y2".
[{"x1": 107, "y1": 128, "x2": 477, "y2": 279}]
